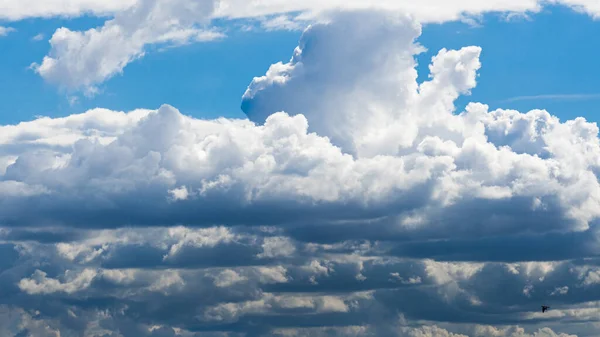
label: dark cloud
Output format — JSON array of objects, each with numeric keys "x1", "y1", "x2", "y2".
[{"x1": 390, "y1": 231, "x2": 599, "y2": 262}]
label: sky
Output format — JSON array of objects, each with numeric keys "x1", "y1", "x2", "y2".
[{"x1": 2, "y1": 1, "x2": 600, "y2": 337}]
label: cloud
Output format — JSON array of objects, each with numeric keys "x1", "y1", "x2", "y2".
[
  {"x1": 552, "y1": 0, "x2": 600, "y2": 18},
  {"x1": 258, "y1": 15, "x2": 306, "y2": 31},
  {"x1": 0, "y1": 26, "x2": 16, "y2": 37},
  {"x1": 18, "y1": 269, "x2": 98, "y2": 295},
  {"x1": 0, "y1": 0, "x2": 135, "y2": 21},
  {"x1": 501, "y1": 94, "x2": 600, "y2": 103},
  {"x1": 32, "y1": 0, "x2": 224, "y2": 94},
  {"x1": 3, "y1": 0, "x2": 600, "y2": 23},
  {"x1": 3, "y1": 7, "x2": 600, "y2": 337},
  {"x1": 270, "y1": 325, "x2": 579, "y2": 337}
]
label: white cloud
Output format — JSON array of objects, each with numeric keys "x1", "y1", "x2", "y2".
[
  {"x1": 18, "y1": 269, "x2": 98, "y2": 294},
  {"x1": 552, "y1": 0, "x2": 600, "y2": 18},
  {"x1": 32, "y1": 0, "x2": 223, "y2": 93},
  {"x1": 469, "y1": 326, "x2": 578, "y2": 337},
  {"x1": 164, "y1": 226, "x2": 237, "y2": 259},
  {"x1": 147, "y1": 270, "x2": 185, "y2": 293},
  {"x1": 243, "y1": 10, "x2": 429, "y2": 158},
  {"x1": 404, "y1": 325, "x2": 468, "y2": 337},
  {"x1": 259, "y1": 15, "x2": 306, "y2": 31},
  {"x1": 203, "y1": 292, "x2": 352, "y2": 323},
  {"x1": 0, "y1": 156, "x2": 16, "y2": 175},
  {"x1": 213, "y1": 0, "x2": 540, "y2": 23},
  {"x1": 502, "y1": 93, "x2": 600, "y2": 102},
  {"x1": 0, "y1": 26, "x2": 15, "y2": 37},
  {"x1": 551, "y1": 286, "x2": 569, "y2": 296},
  {"x1": 168, "y1": 185, "x2": 190, "y2": 201},
  {"x1": 4, "y1": 0, "x2": 600, "y2": 23},
  {"x1": 257, "y1": 266, "x2": 289, "y2": 284},
  {"x1": 213, "y1": 269, "x2": 248, "y2": 287},
  {"x1": 258, "y1": 236, "x2": 296, "y2": 258},
  {"x1": 0, "y1": 107, "x2": 152, "y2": 146},
  {"x1": 56, "y1": 242, "x2": 105, "y2": 263},
  {"x1": 272, "y1": 325, "x2": 577, "y2": 337},
  {"x1": 0, "y1": 0, "x2": 135, "y2": 21},
  {"x1": 390, "y1": 272, "x2": 422, "y2": 285}
]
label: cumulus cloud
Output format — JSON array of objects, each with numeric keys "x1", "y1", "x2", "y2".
[
  {"x1": 2, "y1": 7, "x2": 600, "y2": 337},
  {"x1": 18, "y1": 269, "x2": 97, "y2": 295},
  {"x1": 32, "y1": 0, "x2": 224, "y2": 94}
]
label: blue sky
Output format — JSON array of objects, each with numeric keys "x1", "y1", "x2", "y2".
[
  {"x1": 4, "y1": 2, "x2": 600, "y2": 337},
  {"x1": 0, "y1": 16, "x2": 300, "y2": 124},
  {"x1": 1, "y1": 4, "x2": 599, "y2": 125}
]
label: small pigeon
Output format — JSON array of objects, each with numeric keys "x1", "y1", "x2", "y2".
[{"x1": 541, "y1": 305, "x2": 550, "y2": 313}]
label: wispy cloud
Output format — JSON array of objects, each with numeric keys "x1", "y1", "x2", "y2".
[
  {"x1": 501, "y1": 93, "x2": 600, "y2": 103},
  {"x1": 0, "y1": 26, "x2": 15, "y2": 37}
]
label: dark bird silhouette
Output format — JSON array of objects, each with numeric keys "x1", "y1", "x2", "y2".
[{"x1": 541, "y1": 305, "x2": 550, "y2": 313}]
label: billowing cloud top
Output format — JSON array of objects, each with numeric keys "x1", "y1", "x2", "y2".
[{"x1": 1, "y1": 8, "x2": 600, "y2": 337}]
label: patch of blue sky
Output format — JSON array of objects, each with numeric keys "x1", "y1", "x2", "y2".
[
  {"x1": 90, "y1": 22, "x2": 301, "y2": 121},
  {"x1": 416, "y1": 4, "x2": 600, "y2": 122},
  {"x1": 0, "y1": 15, "x2": 107, "y2": 124},
  {"x1": 0, "y1": 15, "x2": 302, "y2": 124}
]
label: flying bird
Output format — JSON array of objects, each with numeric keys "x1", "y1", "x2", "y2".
[{"x1": 541, "y1": 305, "x2": 550, "y2": 313}]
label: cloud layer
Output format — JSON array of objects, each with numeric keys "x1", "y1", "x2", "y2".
[
  {"x1": 3, "y1": 0, "x2": 600, "y2": 22},
  {"x1": 2, "y1": 8, "x2": 600, "y2": 337}
]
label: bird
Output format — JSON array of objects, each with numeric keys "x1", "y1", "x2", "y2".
[{"x1": 541, "y1": 305, "x2": 550, "y2": 313}]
